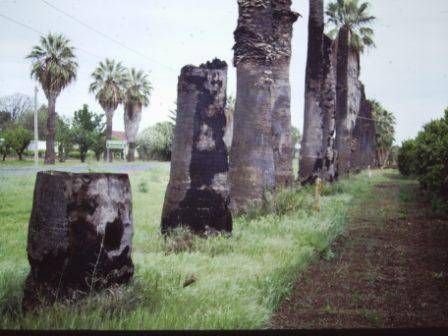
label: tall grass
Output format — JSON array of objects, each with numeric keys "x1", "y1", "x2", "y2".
[{"x1": 0, "y1": 167, "x2": 387, "y2": 329}]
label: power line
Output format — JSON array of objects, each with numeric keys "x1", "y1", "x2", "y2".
[
  {"x1": 40, "y1": 0, "x2": 177, "y2": 72},
  {"x1": 357, "y1": 116, "x2": 391, "y2": 124},
  {"x1": 0, "y1": 13, "x2": 103, "y2": 60}
]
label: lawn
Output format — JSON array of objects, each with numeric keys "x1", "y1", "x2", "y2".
[
  {"x1": 0, "y1": 157, "x2": 154, "y2": 168},
  {"x1": 0, "y1": 165, "x2": 389, "y2": 329}
]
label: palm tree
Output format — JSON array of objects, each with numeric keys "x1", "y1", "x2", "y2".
[
  {"x1": 230, "y1": 1, "x2": 276, "y2": 213},
  {"x1": 124, "y1": 68, "x2": 152, "y2": 162},
  {"x1": 299, "y1": 0, "x2": 325, "y2": 184},
  {"x1": 27, "y1": 33, "x2": 78, "y2": 164},
  {"x1": 371, "y1": 100, "x2": 396, "y2": 168},
  {"x1": 325, "y1": 0, "x2": 375, "y2": 53},
  {"x1": 326, "y1": 0, "x2": 375, "y2": 176},
  {"x1": 89, "y1": 59, "x2": 127, "y2": 162},
  {"x1": 271, "y1": 0, "x2": 299, "y2": 188}
]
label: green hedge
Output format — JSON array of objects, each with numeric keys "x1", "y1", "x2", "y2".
[
  {"x1": 398, "y1": 108, "x2": 448, "y2": 213},
  {"x1": 137, "y1": 122, "x2": 173, "y2": 161}
]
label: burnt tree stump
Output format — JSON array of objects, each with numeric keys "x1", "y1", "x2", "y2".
[
  {"x1": 23, "y1": 171, "x2": 134, "y2": 310},
  {"x1": 161, "y1": 59, "x2": 232, "y2": 235}
]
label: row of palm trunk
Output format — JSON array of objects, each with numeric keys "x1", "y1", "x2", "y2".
[
  {"x1": 299, "y1": 0, "x2": 377, "y2": 184},
  {"x1": 229, "y1": 0, "x2": 299, "y2": 213}
]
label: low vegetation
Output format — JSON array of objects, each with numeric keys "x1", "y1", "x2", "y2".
[
  {"x1": 0, "y1": 167, "x2": 386, "y2": 329},
  {"x1": 397, "y1": 107, "x2": 448, "y2": 214}
]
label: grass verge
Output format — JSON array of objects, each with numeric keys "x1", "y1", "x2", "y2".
[{"x1": 0, "y1": 167, "x2": 388, "y2": 329}]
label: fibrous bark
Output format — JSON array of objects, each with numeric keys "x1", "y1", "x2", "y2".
[
  {"x1": 271, "y1": 0, "x2": 299, "y2": 187},
  {"x1": 161, "y1": 59, "x2": 232, "y2": 235},
  {"x1": 320, "y1": 35, "x2": 338, "y2": 181},
  {"x1": 44, "y1": 95, "x2": 56, "y2": 165},
  {"x1": 230, "y1": 0, "x2": 277, "y2": 213},
  {"x1": 299, "y1": 0, "x2": 325, "y2": 184},
  {"x1": 351, "y1": 84, "x2": 377, "y2": 171},
  {"x1": 335, "y1": 27, "x2": 362, "y2": 177},
  {"x1": 104, "y1": 110, "x2": 114, "y2": 162},
  {"x1": 124, "y1": 100, "x2": 142, "y2": 162},
  {"x1": 23, "y1": 171, "x2": 134, "y2": 310}
]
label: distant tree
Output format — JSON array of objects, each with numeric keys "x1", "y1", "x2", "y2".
[
  {"x1": 397, "y1": 139, "x2": 417, "y2": 176},
  {"x1": 89, "y1": 59, "x2": 128, "y2": 161},
  {"x1": 91, "y1": 130, "x2": 106, "y2": 161},
  {"x1": 27, "y1": 33, "x2": 78, "y2": 164},
  {"x1": 326, "y1": 0, "x2": 376, "y2": 53},
  {"x1": 0, "y1": 111, "x2": 11, "y2": 132},
  {"x1": 0, "y1": 93, "x2": 33, "y2": 122},
  {"x1": 16, "y1": 104, "x2": 48, "y2": 140},
  {"x1": 10, "y1": 127, "x2": 33, "y2": 160},
  {"x1": 137, "y1": 122, "x2": 173, "y2": 161},
  {"x1": 291, "y1": 126, "x2": 302, "y2": 158},
  {"x1": 371, "y1": 100, "x2": 396, "y2": 167},
  {"x1": 0, "y1": 129, "x2": 14, "y2": 160},
  {"x1": 55, "y1": 115, "x2": 72, "y2": 162},
  {"x1": 71, "y1": 104, "x2": 104, "y2": 162},
  {"x1": 224, "y1": 95, "x2": 235, "y2": 152},
  {"x1": 168, "y1": 101, "x2": 177, "y2": 126},
  {"x1": 124, "y1": 68, "x2": 152, "y2": 162}
]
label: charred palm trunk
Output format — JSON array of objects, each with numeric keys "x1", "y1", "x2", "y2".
[
  {"x1": 161, "y1": 59, "x2": 231, "y2": 235},
  {"x1": 321, "y1": 35, "x2": 338, "y2": 181},
  {"x1": 271, "y1": 1, "x2": 299, "y2": 188},
  {"x1": 351, "y1": 85, "x2": 376, "y2": 171},
  {"x1": 299, "y1": 0, "x2": 325, "y2": 184},
  {"x1": 23, "y1": 171, "x2": 134, "y2": 311},
  {"x1": 229, "y1": 0, "x2": 276, "y2": 213},
  {"x1": 335, "y1": 26, "x2": 363, "y2": 177},
  {"x1": 44, "y1": 95, "x2": 57, "y2": 165},
  {"x1": 124, "y1": 101, "x2": 142, "y2": 162},
  {"x1": 104, "y1": 110, "x2": 114, "y2": 162},
  {"x1": 335, "y1": 26, "x2": 351, "y2": 177}
]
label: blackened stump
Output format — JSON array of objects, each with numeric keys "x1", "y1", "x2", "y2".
[
  {"x1": 23, "y1": 171, "x2": 134, "y2": 310},
  {"x1": 161, "y1": 59, "x2": 232, "y2": 235}
]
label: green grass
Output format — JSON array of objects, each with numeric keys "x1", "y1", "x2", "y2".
[
  {"x1": 0, "y1": 157, "x2": 161, "y2": 168},
  {"x1": 0, "y1": 167, "x2": 389, "y2": 329}
]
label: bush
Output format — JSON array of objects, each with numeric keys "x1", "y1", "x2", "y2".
[
  {"x1": 68, "y1": 150, "x2": 95, "y2": 160},
  {"x1": 397, "y1": 139, "x2": 417, "y2": 176},
  {"x1": 401, "y1": 108, "x2": 448, "y2": 213},
  {"x1": 137, "y1": 122, "x2": 173, "y2": 161}
]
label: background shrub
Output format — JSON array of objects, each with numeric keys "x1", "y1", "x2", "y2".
[
  {"x1": 397, "y1": 139, "x2": 417, "y2": 176},
  {"x1": 137, "y1": 122, "x2": 173, "y2": 161},
  {"x1": 399, "y1": 108, "x2": 448, "y2": 213}
]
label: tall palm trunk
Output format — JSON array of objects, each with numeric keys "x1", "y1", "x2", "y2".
[
  {"x1": 229, "y1": 0, "x2": 276, "y2": 214},
  {"x1": 299, "y1": 0, "x2": 325, "y2": 184},
  {"x1": 44, "y1": 95, "x2": 57, "y2": 165},
  {"x1": 104, "y1": 109, "x2": 114, "y2": 162},
  {"x1": 335, "y1": 26, "x2": 351, "y2": 176},
  {"x1": 271, "y1": 0, "x2": 299, "y2": 188},
  {"x1": 320, "y1": 35, "x2": 338, "y2": 181},
  {"x1": 351, "y1": 85, "x2": 376, "y2": 171},
  {"x1": 124, "y1": 102, "x2": 142, "y2": 162}
]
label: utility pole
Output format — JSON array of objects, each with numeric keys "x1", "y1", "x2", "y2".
[{"x1": 34, "y1": 86, "x2": 38, "y2": 166}]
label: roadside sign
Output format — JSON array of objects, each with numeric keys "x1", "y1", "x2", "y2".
[{"x1": 106, "y1": 140, "x2": 127, "y2": 149}]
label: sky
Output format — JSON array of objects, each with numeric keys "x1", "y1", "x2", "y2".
[{"x1": 0, "y1": 0, "x2": 447, "y2": 144}]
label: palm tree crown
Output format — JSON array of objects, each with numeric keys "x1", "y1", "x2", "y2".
[
  {"x1": 27, "y1": 33, "x2": 78, "y2": 98},
  {"x1": 371, "y1": 100, "x2": 396, "y2": 150},
  {"x1": 125, "y1": 68, "x2": 152, "y2": 107},
  {"x1": 326, "y1": 0, "x2": 376, "y2": 53},
  {"x1": 89, "y1": 58, "x2": 128, "y2": 112}
]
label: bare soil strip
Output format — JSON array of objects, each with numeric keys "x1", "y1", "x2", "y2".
[{"x1": 272, "y1": 175, "x2": 448, "y2": 328}]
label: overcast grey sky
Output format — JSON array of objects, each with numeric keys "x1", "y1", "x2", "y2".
[{"x1": 1, "y1": 0, "x2": 447, "y2": 144}]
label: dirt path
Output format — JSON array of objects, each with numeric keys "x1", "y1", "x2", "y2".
[{"x1": 272, "y1": 174, "x2": 448, "y2": 328}]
